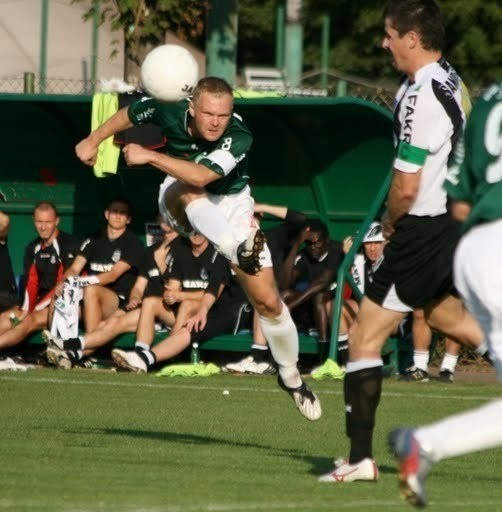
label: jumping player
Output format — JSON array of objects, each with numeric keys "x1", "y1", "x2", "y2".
[{"x1": 75, "y1": 77, "x2": 321, "y2": 420}]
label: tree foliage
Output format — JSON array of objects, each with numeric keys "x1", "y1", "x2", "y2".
[
  {"x1": 74, "y1": 0, "x2": 501, "y2": 89},
  {"x1": 73, "y1": 0, "x2": 206, "y2": 83},
  {"x1": 239, "y1": 0, "x2": 501, "y2": 89}
]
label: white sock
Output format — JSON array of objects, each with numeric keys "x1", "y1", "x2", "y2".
[
  {"x1": 78, "y1": 336, "x2": 86, "y2": 350},
  {"x1": 185, "y1": 198, "x2": 237, "y2": 262},
  {"x1": 346, "y1": 359, "x2": 383, "y2": 373},
  {"x1": 414, "y1": 350, "x2": 429, "y2": 371},
  {"x1": 135, "y1": 341, "x2": 151, "y2": 351},
  {"x1": 416, "y1": 399, "x2": 502, "y2": 463},
  {"x1": 135, "y1": 341, "x2": 155, "y2": 365},
  {"x1": 259, "y1": 303, "x2": 301, "y2": 388},
  {"x1": 338, "y1": 333, "x2": 349, "y2": 349},
  {"x1": 440, "y1": 352, "x2": 459, "y2": 373},
  {"x1": 474, "y1": 340, "x2": 488, "y2": 356}
]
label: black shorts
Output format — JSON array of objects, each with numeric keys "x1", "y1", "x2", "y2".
[
  {"x1": 366, "y1": 214, "x2": 461, "y2": 310},
  {"x1": 192, "y1": 301, "x2": 252, "y2": 345}
]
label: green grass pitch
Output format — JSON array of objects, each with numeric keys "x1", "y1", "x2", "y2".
[{"x1": 0, "y1": 369, "x2": 501, "y2": 511}]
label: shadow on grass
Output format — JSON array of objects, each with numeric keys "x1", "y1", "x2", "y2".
[
  {"x1": 100, "y1": 427, "x2": 334, "y2": 474},
  {"x1": 66, "y1": 427, "x2": 397, "y2": 477}
]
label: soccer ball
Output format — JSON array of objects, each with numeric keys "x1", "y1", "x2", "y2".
[{"x1": 140, "y1": 44, "x2": 199, "y2": 102}]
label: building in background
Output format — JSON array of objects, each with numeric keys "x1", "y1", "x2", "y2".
[{"x1": 0, "y1": 0, "x2": 204, "y2": 95}]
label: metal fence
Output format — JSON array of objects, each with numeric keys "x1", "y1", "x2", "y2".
[
  {"x1": 0, "y1": 76, "x2": 95, "y2": 95},
  {"x1": 0, "y1": 74, "x2": 396, "y2": 109}
]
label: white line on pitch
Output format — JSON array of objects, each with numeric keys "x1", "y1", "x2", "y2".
[{"x1": 0, "y1": 374, "x2": 496, "y2": 402}]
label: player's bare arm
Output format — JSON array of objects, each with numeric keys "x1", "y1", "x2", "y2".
[
  {"x1": 382, "y1": 169, "x2": 421, "y2": 237},
  {"x1": 125, "y1": 276, "x2": 148, "y2": 310},
  {"x1": 253, "y1": 203, "x2": 288, "y2": 219},
  {"x1": 76, "y1": 108, "x2": 132, "y2": 166},
  {"x1": 122, "y1": 143, "x2": 220, "y2": 188},
  {"x1": 450, "y1": 200, "x2": 472, "y2": 222},
  {"x1": 94, "y1": 261, "x2": 132, "y2": 287}
]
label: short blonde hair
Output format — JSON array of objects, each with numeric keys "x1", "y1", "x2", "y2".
[{"x1": 191, "y1": 77, "x2": 233, "y2": 105}]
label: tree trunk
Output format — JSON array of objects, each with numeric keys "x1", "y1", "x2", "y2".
[{"x1": 124, "y1": 39, "x2": 158, "y2": 87}]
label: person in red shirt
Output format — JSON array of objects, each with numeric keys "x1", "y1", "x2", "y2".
[{"x1": 0, "y1": 202, "x2": 79, "y2": 354}]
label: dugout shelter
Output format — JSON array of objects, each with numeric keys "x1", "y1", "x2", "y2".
[{"x1": 0, "y1": 93, "x2": 397, "y2": 366}]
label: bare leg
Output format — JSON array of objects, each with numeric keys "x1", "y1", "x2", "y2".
[
  {"x1": 135, "y1": 296, "x2": 176, "y2": 346},
  {"x1": 84, "y1": 309, "x2": 139, "y2": 351},
  {"x1": 0, "y1": 306, "x2": 27, "y2": 336},
  {"x1": 83, "y1": 285, "x2": 119, "y2": 333},
  {"x1": 425, "y1": 294, "x2": 484, "y2": 347},
  {"x1": 169, "y1": 299, "x2": 200, "y2": 334},
  {"x1": 0, "y1": 309, "x2": 48, "y2": 350},
  {"x1": 411, "y1": 308, "x2": 432, "y2": 371},
  {"x1": 234, "y1": 265, "x2": 300, "y2": 384},
  {"x1": 152, "y1": 328, "x2": 192, "y2": 362}
]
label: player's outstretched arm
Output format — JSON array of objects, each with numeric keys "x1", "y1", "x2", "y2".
[
  {"x1": 75, "y1": 108, "x2": 132, "y2": 167},
  {"x1": 123, "y1": 144, "x2": 219, "y2": 188}
]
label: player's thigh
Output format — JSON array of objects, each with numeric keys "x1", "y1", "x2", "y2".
[
  {"x1": 349, "y1": 296, "x2": 406, "y2": 358},
  {"x1": 210, "y1": 186, "x2": 254, "y2": 245},
  {"x1": 154, "y1": 303, "x2": 177, "y2": 327},
  {"x1": 158, "y1": 176, "x2": 194, "y2": 236},
  {"x1": 95, "y1": 287, "x2": 120, "y2": 319},
  {"x1": 454, "y1": 222, "x2": 502, "y2": 376},
  {"x1": 30, "y1": 308, "x2": 49, "y2": 329},
  {"x1": 176, "y1": 299, "x2": 200, "y2": 322},
  {"x1": 141, "y1": 295, "x2": 165, "y2": 316}
]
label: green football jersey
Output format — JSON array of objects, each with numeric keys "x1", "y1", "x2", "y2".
[
  {"x1": 444, "y1": 81, "x2": 502, "y2": 231},
  {"x1": 127, "y1": 97, "x2": 252, "y2": 195}
]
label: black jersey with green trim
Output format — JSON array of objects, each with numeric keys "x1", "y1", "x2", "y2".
[
  {"x1": 444, "y1": 81, "x2": 502, "y2": 231},
  {"x1": 127, "y1": 97, "x2": 252, "y2": 195}
]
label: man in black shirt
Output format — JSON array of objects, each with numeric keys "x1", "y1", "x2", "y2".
[
  {"x1": 0, "y1": 211, "x2": 19, "y2": 313},
  {"x1": 44, "y1": 222, "x2": 179, "y2": 369},
  {"x1": 50, "y1": 198, "x2": 144, "y2": 334},
  {"x1": 111, "y1": 233, "x2": 249, "y2": 372},
  {"x1": 281, "y1": 220, "x2": 344, "y2": 353}
]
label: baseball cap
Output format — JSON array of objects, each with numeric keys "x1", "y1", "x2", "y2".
[{"x1": 363, "y1": 222, "x2": 385, "y2": 243}]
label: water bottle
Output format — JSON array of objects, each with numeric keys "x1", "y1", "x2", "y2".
[
  {"x1": 9, "y1": 313, "x2": 21, "y2": 327},
  {"x1": 190, "y1": 342, "x2": 200, "y2": 364}
]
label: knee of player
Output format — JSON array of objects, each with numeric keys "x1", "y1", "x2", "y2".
[
  {"x1": 254, "y1": 294, "x2": 283, "y2": 318},
  {"x1": 83, "y1": 285, "x2": 99, "y2": 300},
  {"x1": 142, "y1": 295, "x2": 162, "y2": 311},
  {"x1": 349, "y1": 322, "x2": 385, "y2": 354}
]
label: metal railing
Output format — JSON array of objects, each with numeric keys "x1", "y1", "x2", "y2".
[
  {"x1": 328, "y1": 170, "x2": 393, "y2": 359},
  {"x1": 0, "y1": 73, "x2": 396, "y2": 108}
]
